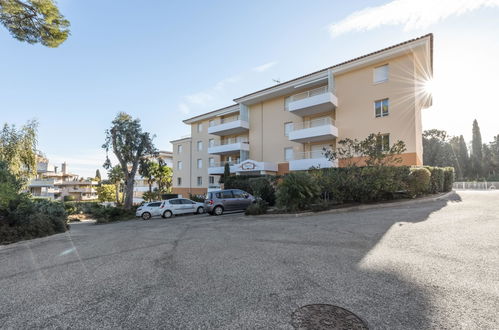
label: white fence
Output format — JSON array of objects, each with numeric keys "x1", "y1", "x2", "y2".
[{"x1": 453, "y1": 182, "x2": 498, "y2": 190}]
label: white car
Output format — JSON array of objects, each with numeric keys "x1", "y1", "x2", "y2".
[{"x1": 136, "y1": 199, "x2": 205, "y2": 220}]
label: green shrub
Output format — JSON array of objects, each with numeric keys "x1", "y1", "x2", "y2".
[
  {"x1": 443, "y1": 167, "x2": 455, "y2": 192},
  {"x1": 94, "y1": 206, "x2": 135, "y2": 224},
  {"x1": 310, "y1": 166, "x2": 409, "y2": 203},
  {"x1": 189, "y1": 194, "x2": 206, "y2": 202},
  {"x1": 407, "y1": 167, "x2": 431, "y2": 196},
  {"x1": 249, "y1": 177, "x2": 276, "y2": 206},
  {"x1": 309, "y1": 200, "x2": 334, "y2": 212},
  {"x1": 64, "y1": 195, "x2": 76, "y2": 202},
  {"x1": 224, "y1": 175, "x2": 258, "y2": 194},
  {"x1": 276, "y1": 172, "x2": 320, "y2": 212},
  {"x1": 425, "y1": 166, "x2": 445, "y2": 193},
  {"x1": 1, "y1": 197, "x2": 68, "y2": 244},
  {"x1": 245, "y1": 201, "x2": 268, "y2": 215}
]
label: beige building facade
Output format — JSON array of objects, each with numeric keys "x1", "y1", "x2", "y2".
[{"x1": 171, "y1": 34, "x2": 433, "y2": 196}]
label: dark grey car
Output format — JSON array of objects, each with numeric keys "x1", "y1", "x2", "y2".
[{"x1": 204, "y1": 189, "x2": 255, "y2": 215}]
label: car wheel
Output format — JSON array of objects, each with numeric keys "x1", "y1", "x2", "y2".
[
  {"x1": 213, "y1": 206, "x2": 223, "y2": 216},
  {"x1": 141, "y1": 212, "x2": 151, "y2": 220},
  {"x1": 197, "y1": 207, "x2": 205, "y2": 214},
  {"x1": 163, "y1": 210, "x2": 173, "y2": 219}
]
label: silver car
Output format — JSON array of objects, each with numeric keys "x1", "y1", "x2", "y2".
[
  {"x1": 204, "y1": 189, "x2": 255, "y2": 216},
  {"x1": 136, "y1": 199, "x2": 205, "y2": 220}
]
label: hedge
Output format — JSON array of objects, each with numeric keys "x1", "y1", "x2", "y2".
[
  {"x1": 407, "y1": 167, "x2": 431, "y2": 196},
  {"x1": 443, "y1": 167, "x2": 455, "y2": 192},
  {"x1": 424, "y1": 166, "x2": 445, "y2": 193}
]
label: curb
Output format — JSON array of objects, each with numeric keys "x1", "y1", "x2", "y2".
[{"x1": 251, "y1": 190, "x2": 456, "y2": 218}]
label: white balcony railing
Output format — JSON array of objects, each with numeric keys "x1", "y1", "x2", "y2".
[
  {"x1": 288, "y1": 117, "x2": 338, "y2": 143},
  {"x1": 287, "y1": 85, "x2": 338, "y2": 116},
  {"x1": 208, "y1": 140, "x2": 249, "y2": 155},
  {"x1": 289, "y1": 150, "x2": 338, "y2": 171},
  {"x1": 208, "y1": 119, "x2": 249, "y2": 136},
  {"x1": 208, "y1": 161, "x2": 239, "y2": 175}
]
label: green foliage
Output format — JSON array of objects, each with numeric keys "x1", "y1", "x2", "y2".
[
  {"x1": 95, "y1": 169, "x2": 101, "y2": 181},
  {"x1": 424, "y1": 166, "x2": 445, "y2": 193},
  {"x1": 311, "y1": 166, "x2": 410, "y2": 203},
  {"x1": 471, "y1": 119, "x2": 483, "y2": 178},
  {"x1": 0, "y1": 120, "x2": 38, "y2": 182},
  {"x1": 407, "y1": 168, "x2": 431, "y2": 196},
  {"x1": 0, "y1": 160, "x2": 22, "y2": 211},
  {"x1": 245, "y1": 201, "x2": 268, "y2": 215},
  {"x1": 0, "y1": 0, "x2": 70, "y2": 47},
  {"x1": 107, "y1": 165, "x2": 124, "y2": 204},
  {"x1": 324, "y1": 133, "x2": 406, "y2": 166},
  {"x1": 103, "y1": 112, "x2": 157, "y2": 209},
  {"x1": 63, "y1": 195, "x2": 75, "y2": 202},
  {"x1": 1, "y1": 196, "x2": 68, "y2": 244},
  {"x1": 224, "y1": 175, "x2": 257, "y2": 194},
  {"x1": 220, "y1": 162, "x2": 231, "y2": 184},
  {"x1": 188, "y1": 194, "x2": 205, "y2": 202},
  {"x1": 249, "y1": 177, "x2": 276, "y2": 206},
  {"x1": 276, "y1": 172, "x2": 320, "y2": 212},
  {"x1": 443, "y1": 167, "x2": 455, "y2": 192},
  {"x1": 93, "y1": 206, "x2": 136, "y2": 224},
  {"x1": 96, "y1": 184, "x2": 116, "y2": 202},
  {"x1": 142, "y1": 190, "x2": 160, "y2": 202}
]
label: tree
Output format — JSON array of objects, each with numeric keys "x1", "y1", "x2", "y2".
[
  {"x1": 490, "y1": 135, "x2": 499, "y2": 178},
  {"x1": 96, "y1": 184, "x2": 115, "y2": 202},
  {"x1": 471, "y1": 119, "x2": 483, "y2": 178},
  {"x1": 139, "y1": 160, "x2": 159, "y2": 195},
  {"x1": 422, "y1": 129, "x2": 456, "y2": 167},
  {"x1": 324, "y1": 133, "x2": 406, "y2": 167},
  {"x1": 0, "y1": 0, "x2": 70, "y2": 47},
  {"x1": 95, "y1": 169, "x2": 101, "y2": 182},
  {"x1": 221, "y1": 162, "x2": 230, "y2": 184},
  {"x1": 103, "y1": 113, "x2": 157, "y2": 209},
  {"x1": 107, "y1": 165, "x2": 124, "y2": 205},
  {"x1": 0, "y1": 120, "x2": 38, "y2": 182},
  {"x1": 155, "y1": 161, "x2": 173, "y2": 193}
]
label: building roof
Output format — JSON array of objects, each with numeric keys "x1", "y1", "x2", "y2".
[{"x1": 181, "y1": 33, "x2": 433, "y2": 123}]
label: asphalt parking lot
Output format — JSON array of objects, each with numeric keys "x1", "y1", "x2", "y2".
[{"x1": 1, "y1": 191, "x2": 498, "y2": 329}]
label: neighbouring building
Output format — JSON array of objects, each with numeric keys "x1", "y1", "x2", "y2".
[
  {"x1": 132, "y1": 150, "x2": 173, "y2": 202},
  {"x1": 28, "y1": 158, "x2": 98, "y2": 201},
  {"x1": 171, "y1": 34, "x2": 433, "y2": 196}
]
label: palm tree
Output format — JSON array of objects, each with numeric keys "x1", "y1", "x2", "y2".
[{"x1": 108, "y1": 165, "x2": 124, "y2": 204}]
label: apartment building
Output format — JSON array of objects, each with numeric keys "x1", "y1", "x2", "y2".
[
  {"x1": 29, "y1": 159, "x2": 98, "y2": 201},
  {"x1": 171, "y1": 34, "x2": 433, "y2": 196}
]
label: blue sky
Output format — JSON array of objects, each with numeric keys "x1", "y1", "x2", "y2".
[{"x1": 2, "y1": 0, "x2": 499, "y2": 178}]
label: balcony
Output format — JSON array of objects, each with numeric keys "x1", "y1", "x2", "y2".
[
  {"x1": 29, "y1": 179, "x2": 55, "y2": 187},
  {"x1": 289, "y1": 150, "x2": 339, "y2": 171},
  {"x1": 208, "y1": 140, "x2": 249, "y2": 155},
  {"x1": 288, "y1": 117, "x2": 338, "y2": 143},
  {"x1": 287, "y1": 86, "x2": 338, "y2": 116},
  {"x1": 208, "y1": 119, "x2": 249, "y2": 136},
  {"x1": 208, "y1": 161, "x2": 238, "y2": 175}
]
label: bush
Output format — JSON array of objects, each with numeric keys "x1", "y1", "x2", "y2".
[
  {"x1": 1, "y1": 197, "x2": 68, "y2": 244},
  {"x1": 425, "y1": 166, "x2": 445, "y2": 193},
  {"x1": 245, "y1": 201, "x2": 268, "y2": 215},
  {"x1": 443, "y1": 167, "x2": 455, "y2": 192},
  {"x1": 93, "y1": 206, "x2": 135, "y2": 224},
  {"x1": 249, "y1": 177, "x2": 276, "y2": 206},
  {"x1": 64, "y1": 195, "x2": 76, "y2": 202},
  {"x1": 224, "y1": 175, "x2": 258, "y2": 194},
  {"x1": 276, "y1": 172, "x2": 320, "y2": 212},
  {"x1": 189, "y1": 194, "x2": 206, "y2": 202},
  {"x1": 407, "y1": 167, "x2": 431, "y2": 196},
  {"x1": 310, "y1": 166, "x2": 410, "y2": 203}
]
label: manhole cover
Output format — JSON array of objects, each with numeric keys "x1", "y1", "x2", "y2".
[{"x1": 291, "y1": 304, "x2": 368, "y2": 330}]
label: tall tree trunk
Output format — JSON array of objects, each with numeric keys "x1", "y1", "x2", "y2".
[
  {"x1": 124, "y1": 175, "x2": 135, "y2": 209},
  {"x1": 115, "y1": 183, "x2": 120, "y2": 204}
]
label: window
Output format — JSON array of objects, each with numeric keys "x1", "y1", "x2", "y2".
[
  {"x1": 232, "y1": 190, "x2": 247, "y2": 198},
  {"x1": 374, "y1": 64, "x2": 389, "y2": 83},
  {"x1": 177, "y1": 161, "x2": 183, "y2": 170},
  {"x1": 284, "y1": 122, "x2": 293, "y2": 136},
  {"x1": 375, "y1": 99, "x2": 389, "y2": 118},
  {"x1": 284, "y1": 96, "x2": 292, "y2": 111},
  {"x1": 221, "y1": 191, "x2": 233, "y2": 199},
  {"x1": 209, "y1": 158, "x2": 215, "y2": 167},
  {"x1": 197, "y1": 123, "x2": 203, "y2": 132},
  {"x1": 209, "y1": 120, "x2": 215, "y2": 127},
  {"x1": 181, "y1": 199, "x2": 195, "y2": 204},
  {"x1": 208, "y1": 139, "x2": 215, "y2": 148},
  {"x1": 284, "y1": 147, "x2": 294, "y2": 161},
  {"x1": 169, "y1": 199, "x2": 181, "y2": 205},
  {"x1": 377, "y1": 134, "x2": 390, "y2": 151},
  {"x1": 209, "y1": 176, "x2": 214, "y2": 184},
  {"x1": 177, "y1": 177, "x2": 182, "y2": 186},
  {"x1": 197, "y1": 159, "x2": 202, "y2": 169},
  {"x1": 197, "y1": 141, "x2": 203, "y2": 151},
  {"x1": 197, "y1": 176, "x2": 202, "y2": 186},
  {"x1": 177, "y1": 145, "x2": 183, "y2": 153}
]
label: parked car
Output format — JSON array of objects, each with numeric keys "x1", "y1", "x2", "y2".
[
  {"x1": 204, "y1": 189, "x2": 255, "y2": 215},
  {"x1": 136, "y1": 199, "x2": 205, "y2": 220}
]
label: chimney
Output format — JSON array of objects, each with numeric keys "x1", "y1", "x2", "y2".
[
  {"x1": 54, "y1": 166, "x2": 58, "y2": 173},
  {"x1": 62, "y1": 162, "x2": 67, "y2": 174}
]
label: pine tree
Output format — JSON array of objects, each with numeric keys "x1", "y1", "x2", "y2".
[
  {"x1": 95, "y1": 169, "x2": 101, "y2": 181},
  {"x1": 471, "y1": 119, "x2": 483, "y2": 178},
  {"x1": 458, "y1": 135, "x2": 470, "y2": 179}
]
